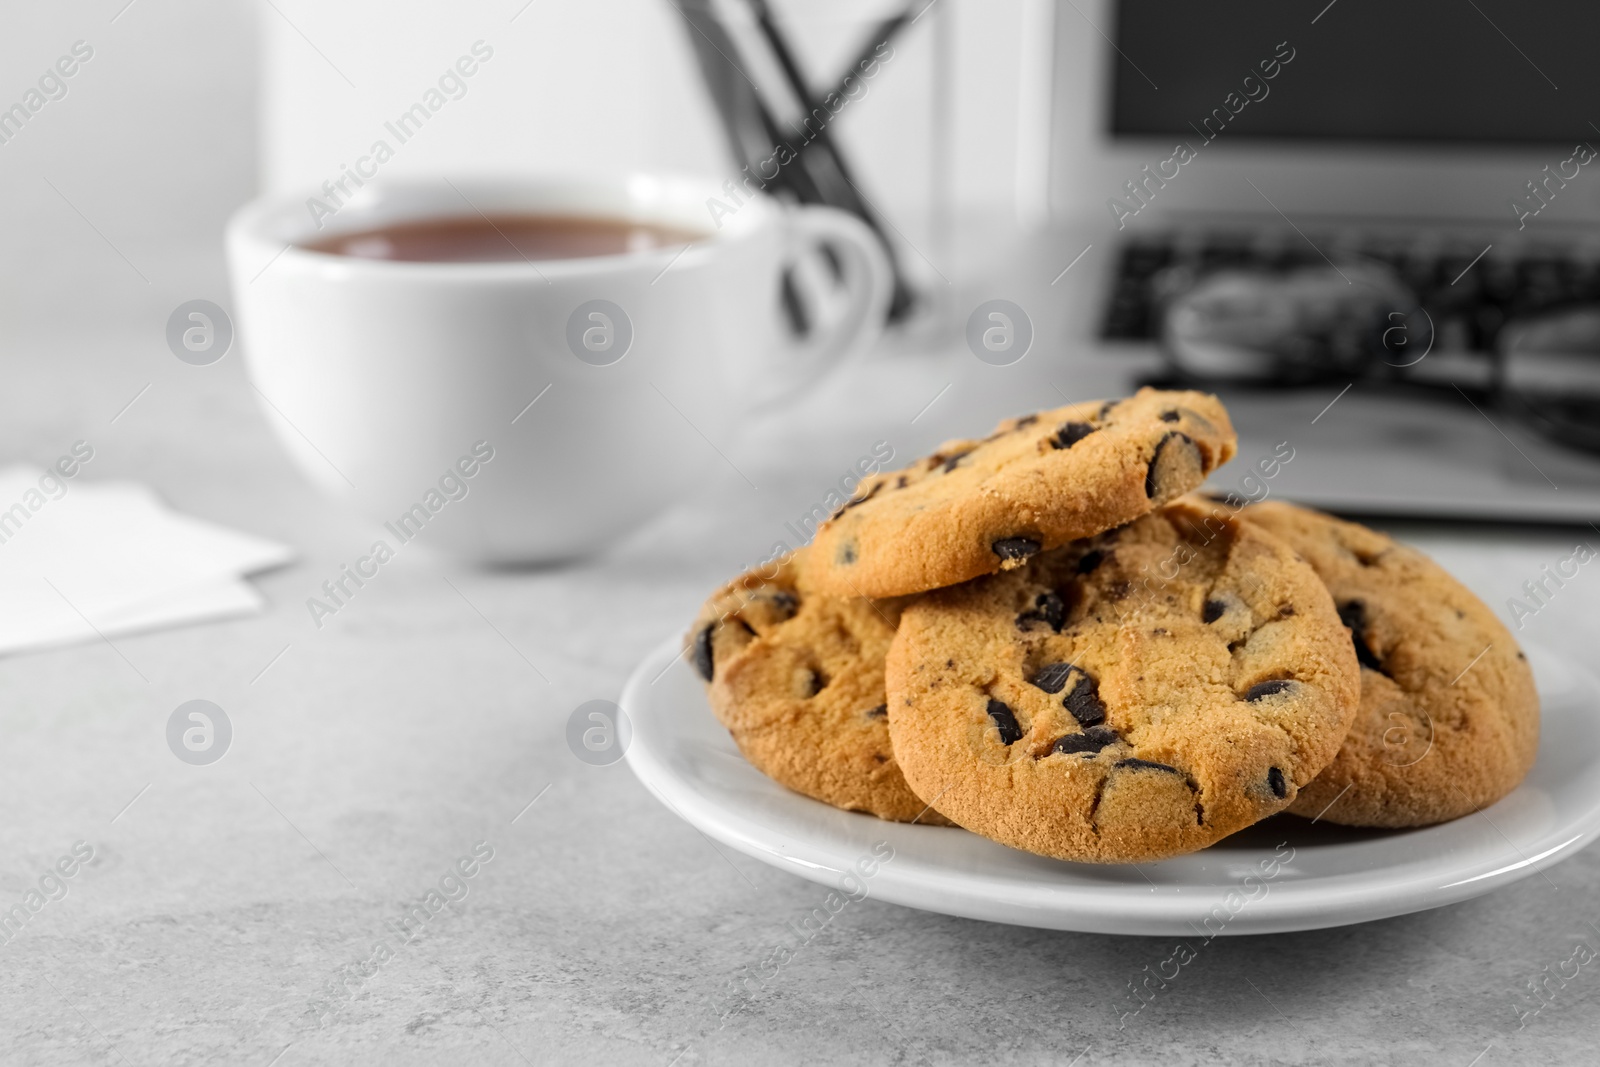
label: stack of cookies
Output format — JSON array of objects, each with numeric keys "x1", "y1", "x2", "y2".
[{"x1": 687, "y1": 388, "x2": 1540, "y2": 863}]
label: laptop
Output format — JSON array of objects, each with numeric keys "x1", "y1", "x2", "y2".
[{"x1": 1045, "y1": 0, "x2": 1600, "y2": 523}]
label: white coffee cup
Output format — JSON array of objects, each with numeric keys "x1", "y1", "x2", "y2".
[{"x1": 226, "y1": 175, "x2": 892, "y2": 562}]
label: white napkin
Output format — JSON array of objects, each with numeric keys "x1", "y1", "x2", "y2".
[{"x1": 0, "y1": 466, "x2": 293, "y2": 655}]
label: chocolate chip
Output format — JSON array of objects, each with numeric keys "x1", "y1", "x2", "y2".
[
  {"x1": 1245, "y1": 679, "x2": 1294, "y2": 701},
  {"x1": 767, "y1": 591, "x2": 799, "y2": 619},
  {"x1": 1014, "y1": 414, "x2": 1039, "y2": 429},
  {"x1": 865, "y1": 704, "x2": 887, "y2": 719},
  {"x1": 1115, "y1": 757, "x2": 1182, "y2": 775},
  {"x1": 1053, "y1": 725, "x2": 1119, "y2": 755},
  {"x1": 1031, "y1": 662, "x2": 1074, "y2": 693},
  {"x1": 692, "y1": 624, "x2": 715, "y2": 681},
  {"x1": 1017, "y1": 590, "x2": 1067, "y2": 632},
  {"x1": 1338, "y1": 600, "x2": 1384, "y2": 672},
  {"x1": 1049, "y1": 421, "x2": 1097, "y2": 450},
  {"x1": 1097, "y1": 400, "x2": 1119, "y2": 420},
  {"x1": 1076, "y1": 549, "x2": 1106, "y2": 575},
  {"x1": 1202, "y1": 598, "x2": 1227, "y2": 623},
  {"x1": 1043, "y1": 593, "x2": 1072, "y2": 630},
  {"x1": 1145, "y1": 431, "x2": 1201, "y2": 499},
  {"x1": 987, "y1": 698, "x2": 1024, "y2": 745},
  {"x1": 842, "y1": 481, "x2": 882, "y2": 511},
  {"x1": 1267, "y1": 766, "x2": 1286, "y2": 799},
  {"x1": 838, "y1": 542, "x2": 857, "y2": 565},
  {"x1": 895, "y1": 475, "x2": 909, "y2": 489},
  {"x1": 1064, "y1": 671, "x2": 1107, "y2": 726},
  {"x1": 1159, "y1": 409, "x2": 1181, "y2": 423},
  {"x1": 942, "y1": 449, "x2": 973, "y2": 473},
  {"x1": 992, "y1": 537, "x2": 1041, "y2": 562}
]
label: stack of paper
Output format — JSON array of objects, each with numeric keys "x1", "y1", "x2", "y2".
[{"x1": 0, "y1": 465, "x2": 293, "y2": 656}]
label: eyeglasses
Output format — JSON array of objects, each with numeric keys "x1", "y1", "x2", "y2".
[
  {"x1": 1149, "y1": 252, "x2": 1600, "y2": 455},
  {"x1": 1495, "y1": 307, "x2": 1600, "y2": 453}
]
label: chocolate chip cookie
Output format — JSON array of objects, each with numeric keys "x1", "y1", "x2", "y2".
[
  {"x1": 808, "y1": 388, "x2": 1238, "y2": 599},
  {"x1": 687, "y1": 548, "x2": 951, "y2": 824},
  {"x1": 1239, "y1": 501, "x2": 1540, "y2": 827},
  {"x1": 885, "y1": 499, "x2": 1359, "y2": 862}
]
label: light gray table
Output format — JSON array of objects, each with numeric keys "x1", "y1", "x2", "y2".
[{"x1": 3, "y1": 313, "x2": 1599, "y2": 1067}]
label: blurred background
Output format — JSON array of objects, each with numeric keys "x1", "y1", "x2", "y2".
[
  {"x1": 9, "y1": 0, "x2": 1600, "y2": 536},
  {"x1": 1, "y1": 0, "x2": 1054, "y2": 555}
]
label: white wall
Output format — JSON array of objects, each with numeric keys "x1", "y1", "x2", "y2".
[
  {"x1": 259, "y1": 0, "x2": 1052, "y2": 257},
  {"x1": 0, "y1": 0, "x2": 256, "y2": 335}
]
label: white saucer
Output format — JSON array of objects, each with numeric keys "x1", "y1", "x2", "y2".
[{"x1": 622, "y1": 637, "x2": 1600, "y2": 936}]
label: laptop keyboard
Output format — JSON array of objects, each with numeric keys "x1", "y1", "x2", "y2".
[{"x1": 1101, "y1": 230, "x2": 1600, "y2": 353}]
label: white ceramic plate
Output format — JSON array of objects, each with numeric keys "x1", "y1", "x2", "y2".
[{"x1": 622, "y1": 638, "x2": 1600, "y2": 935}]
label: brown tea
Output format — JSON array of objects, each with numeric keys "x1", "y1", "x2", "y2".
[{"x1": 304, "y1": 214, "x2": 707, "y2": 263}]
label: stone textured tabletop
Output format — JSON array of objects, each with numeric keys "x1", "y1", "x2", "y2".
[{"x1": 2, "y1": 314, "x2": 1598, "y2": 1067}]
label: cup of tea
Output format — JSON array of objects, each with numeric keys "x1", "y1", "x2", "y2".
[{"x1": 226, "y1": 175, "x2": 892, "y2": 562}]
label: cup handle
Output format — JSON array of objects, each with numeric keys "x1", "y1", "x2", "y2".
[{"x1": 749, "y1": 204, "x2": 894, "y2": 408}]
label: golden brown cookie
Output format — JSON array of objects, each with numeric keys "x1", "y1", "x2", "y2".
[
  {"x1": 1238, "y1": 501, "x2": 1540, "y2": 827},
  {"x1": 686, "y1": 548, "x2": 951, "y2": 824},
  {"x1": 808, "y1": 388, "x2": 1238, "y2": 599},
  {"x1": 885, "y1": 500, "x2": 1359, "y2": 862}
]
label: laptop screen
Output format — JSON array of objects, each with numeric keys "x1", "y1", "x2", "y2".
[{"x1": 1110, "y1": 0, "x2": 1597, "y2": 144}]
